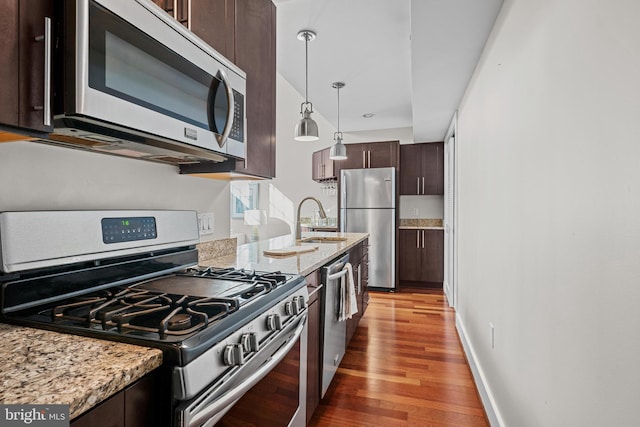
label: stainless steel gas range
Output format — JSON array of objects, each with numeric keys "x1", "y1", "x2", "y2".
[{"x1": 0, "y1": 210, "x2": 308, "y2": 427}]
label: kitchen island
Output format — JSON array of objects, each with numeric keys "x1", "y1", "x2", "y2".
[{"x1": 199, "y1": 231, "x2": 369, "y2": 275}]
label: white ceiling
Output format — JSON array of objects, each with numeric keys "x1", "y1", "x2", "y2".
[{"x1": 274, "y1": 0, "x2": 503, "y2": 142}]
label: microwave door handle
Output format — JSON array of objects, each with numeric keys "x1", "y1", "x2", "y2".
[{"x1": 215, "y1": 69, "x2": 235, "y2": 149}]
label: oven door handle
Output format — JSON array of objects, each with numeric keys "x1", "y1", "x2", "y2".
[{"x1": 189, "y1": 314, "x2": 307, "y2": 427}]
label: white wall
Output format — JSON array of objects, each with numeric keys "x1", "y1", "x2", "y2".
[
  {"x1": 455, "y1": 0, "x2": 640, "y2": 425},
  {"x1": 0, "y1": 141, "x2": 230, "y2": 241},
  {"x1": 231, "y1": 73, "x2": 339, "y2": 240},
  {"x1": 399, "y1": 195, "x2": 443, "y2": 219},
  {"x1": 344, "y1": 126, "x2": 414, "y2": 145}
]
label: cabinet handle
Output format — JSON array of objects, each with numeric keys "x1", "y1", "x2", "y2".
[
  {"x1": 173, "y1": 0, "x2": 178, "y2": 19},
  {"x1": 417, "y1": 177, "x2": 420, "y2": 195},
  {"x1": 422, "y1": 177, "x2": 425, "y2": 195},
  {"x1": 422, "y1": 230, "x2": 425, "y2": 248},
  {"x1": 368, "y1": 150, "x2": 371, "y2": 168},
  {"x1": 416, "y1": 230, "x2": 420, "y2": 248},
  {"x1": 187, "y1": 0, "x2": 192, "y2": 30},
  {"x1": 44, "y1": 17, "x2": 51, "y2": 127},
  {"x1": 362, "y1": 150, "x2": 366, "y2": 168},
  {"x1": 34, "y1": 18, "x2": 52, "y2": 127}
]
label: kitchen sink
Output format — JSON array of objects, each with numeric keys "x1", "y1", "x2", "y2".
[{"x1": 299, "y1": 236, "x2": 348, "y2": 244}]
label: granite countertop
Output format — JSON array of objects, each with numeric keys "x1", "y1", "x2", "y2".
[
  {"x1": 0, "y1": 323, "x2": 162, "y2": 419},
  {"x1": 399, "y1": 218, "x2": 444, "y2": 230},
  {"x1": 200, "y1": 231, "x2": 369, "y2": 276},
  {"x1": 399, "y1": 225, "x2": 445, "y2": 230}
]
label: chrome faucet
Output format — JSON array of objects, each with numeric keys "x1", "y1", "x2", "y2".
[{"x1": 295, "y1": 197, "x2": 327, "y2": 240}]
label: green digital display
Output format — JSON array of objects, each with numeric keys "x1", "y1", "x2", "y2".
[{"x1": 102, "y1": 217, "x2": 157, "y2": 244}]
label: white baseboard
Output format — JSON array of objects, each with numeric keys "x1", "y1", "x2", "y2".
[{"x1": 455, "y1": 315, "x2": 505, "y2": 427}]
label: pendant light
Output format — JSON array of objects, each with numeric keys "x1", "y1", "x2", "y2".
[
  {"x1": 329, "y1": 82, "x2": 347, "y2": 160},
  {"x1": 295, "y1": 30, "x2": 319, "y2": 141}
]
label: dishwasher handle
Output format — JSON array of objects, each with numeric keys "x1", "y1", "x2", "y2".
[{"x1": 327, "y1": 267, "x2": 349, "y2": 282}]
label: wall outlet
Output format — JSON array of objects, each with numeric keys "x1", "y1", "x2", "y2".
[
  {"x1": 489, "y1": 323, "x2": 495, "y2": 349},
  {"x1": 413, "y1": 207, "x2": 419, "y2": 217},
  {"x1": 198, "y1": 212, "x2": 214, "y2": 236}
]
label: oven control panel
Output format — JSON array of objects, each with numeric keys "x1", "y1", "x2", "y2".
[{"x1": 102, "y1": 216, "x2": 157, "y2": 243}]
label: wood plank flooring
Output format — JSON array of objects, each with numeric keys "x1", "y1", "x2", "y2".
[{"x1": 308, "y1": 289, "x2": 489, "y2": 427}]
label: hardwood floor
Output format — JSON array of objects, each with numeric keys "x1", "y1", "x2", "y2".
[{"x1": 308, "y1": 289, "x2": 488, "y2": 427}]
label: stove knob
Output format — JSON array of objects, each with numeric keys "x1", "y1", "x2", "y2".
[
  {"x1": 297, "y1": 295, "x2": 307, "y2": 310},
  {"x1": 223, "y1": 344, "x2": 245, "y2": 366},
  {"x1": 266, "y1": 314, "x2": 282, "y2": 331},
  {"x1": 291, "y1": 298, "x2": 301, "y2": 315},
  {"x1": 284, "y1": 301, "x2": 293, "y2": 316},
  {"x1": 240, "y1": 332, "x2": 260, "y2": 352}
]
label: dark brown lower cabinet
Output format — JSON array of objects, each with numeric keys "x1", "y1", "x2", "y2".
[
  {"x1": 399, "y1": 229, "x2": 443, "y2": 286},
  {"x1": 346, "y1": 239, "x2": 369, "y2": 346},
  {"x1": 71, "y1": 368, "x2": 170, "y2": 427},
  {"x1": 305, "y1": 271, "x2": 321, "y2": 425}
]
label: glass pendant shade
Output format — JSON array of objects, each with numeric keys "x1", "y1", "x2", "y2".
[
  {"x1": 329, "y1": 136, "x2": 347, "y2": 160},
  {"x1": 295, "y1": 106, "x2": 319, "y2": 141}
]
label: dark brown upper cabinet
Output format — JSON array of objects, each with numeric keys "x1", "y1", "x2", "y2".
[
  {"x1": 399, "y1": 142, "x2": 444, "y2": 195},
  {"x1": 179, "y1": 0, "x2": 276, "y2": 179},
  {"x1": 312, "y1": 147, "x2": 337, "y2": 181},
  {"x1": 0, "y1": 0, "x2": 54, "y2": 135},
  {"x1": 338, "y1": 141, "x2": 400, "y2": 171}
]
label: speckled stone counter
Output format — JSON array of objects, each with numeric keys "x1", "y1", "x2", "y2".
[
  {"x1": 200, "y1": 232, "x2": 369, "y2": 276},
  {"x1": 399, "y1": 218, "x2": 444, "y2": 230},
  {"x1": 0, "y1": 323, "x2": 163, "y2": 419}
]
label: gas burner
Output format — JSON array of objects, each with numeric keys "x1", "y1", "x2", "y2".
[
  {"x1": 49, "y1": 288, "x2": 238, "y2": 339},
  {"x1": 179, "y1": 267, "x2": 289, "y2": 292}
]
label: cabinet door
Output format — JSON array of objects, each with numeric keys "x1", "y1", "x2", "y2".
[
  {"x1": 399, "y1": 144, "x2": 422, "y2": 195},
  {"x1": 190, "y1": 0, "x2": 235, "y2": 62},
  {"x1": 322, "y1": 147, "x2": 335, "y2": 180},
  {"x1": 305, "y1": 271, "x2": 321, "y2": 424},
  {"x1": 312, "y1": 149, "x2": 323, "y2": 181},
  {"x1": 0, "y1": 0, "x2": 53, "y2": 133},
  {"x1": 71, "y1": 392, "x2": 125, "y2": 427},
  {"x1": 361, "y1": 240, "x2": 369, "y2": 314},
  {"x1": 339, "y1": 143, "x2": 366, "y2": 170},
  {"x1": 367, "y1": 141, "x2": 399, "y2": 168},
  {"x1": 422, "y1": 229, "x2": 444, "y2": 282},
  {"x1": 233, "y1": 0, "x2": 276, "y2": 178},
  {"x1": 420, "y1": 143, "x2": 440, "y2": 195},
  {"x1": 436, "y1": 142, "x2": 444, "y2": 194},
  {"x1": 0, "y1": 0, "x2": 19, "y2": 128},
  {"x1": 399, "y1": 229, "x2": 423, "y2": 282},
  {"x1": 18, "y1": 0, "x2": 54, "y2": 132}
]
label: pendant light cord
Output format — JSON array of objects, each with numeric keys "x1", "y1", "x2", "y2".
[
  {"x1": 305, "y1": 34, "x2": 309, "y2": 104},
  {"x1": 336, "y1": 85, "x2": 340, "y2": 133}
]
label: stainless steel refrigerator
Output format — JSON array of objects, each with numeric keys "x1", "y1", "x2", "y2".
[{"x1": 340, "y1": 167, "x2": 396, "y2": 290}]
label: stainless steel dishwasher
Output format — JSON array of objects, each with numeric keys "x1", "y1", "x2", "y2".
[{"x1": 320, "y1": 252, "x2": 350, "y2": 397}]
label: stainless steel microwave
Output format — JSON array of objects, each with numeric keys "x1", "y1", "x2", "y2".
[{"x1": 50, "y1": 0, "x2": 246, "y2": 165}]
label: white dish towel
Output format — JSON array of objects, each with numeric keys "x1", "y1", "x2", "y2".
[{"x1": 338, "y1": 262, "x2": 358, "y2": 321}]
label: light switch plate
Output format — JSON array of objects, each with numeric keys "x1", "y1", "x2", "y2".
[{"x1": 198, "y1": 212, "x2": 214, "y2": 235}]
